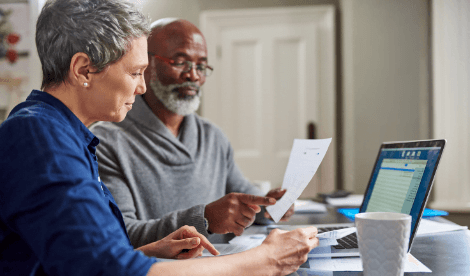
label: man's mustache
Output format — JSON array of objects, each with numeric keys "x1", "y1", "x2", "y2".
[{"x1": 170, "y1": 82, "x2": 200, "y2": 93}]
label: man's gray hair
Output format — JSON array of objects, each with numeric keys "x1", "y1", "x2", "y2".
[{"x1": 36, "y1": 0, "x2": 150, "y2": 89}]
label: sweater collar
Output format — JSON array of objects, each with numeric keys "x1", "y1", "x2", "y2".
[{"x1": 127, "y1": 95, "x2": 199, "y2": 157}]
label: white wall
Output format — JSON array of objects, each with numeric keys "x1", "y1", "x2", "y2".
[
  {"x1": 131, "y1": 0, "x2": 200, "y2": 25},
  {"x1": 431, "y1": 0, "x2": 470, "y2": 211},
  {"x1": 342, "y1": 0, "x2": 430, "y2": 193}
]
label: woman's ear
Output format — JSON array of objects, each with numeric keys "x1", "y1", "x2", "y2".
[{"x1": 69, "y1": 52, "x2": 92, "y2": 88}]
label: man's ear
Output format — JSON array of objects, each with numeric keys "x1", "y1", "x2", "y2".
[{"x1": 69, "y1": 52, "x2": 92, "y2": 87}]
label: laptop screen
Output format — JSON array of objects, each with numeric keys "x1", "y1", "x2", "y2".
[{"x1": 359, "y1": 139, "x2": 446, "y2": 249}]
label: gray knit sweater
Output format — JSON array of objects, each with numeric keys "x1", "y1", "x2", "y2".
[{"x1": 90, "y1": 95, "x2": 262, "y2": 248}]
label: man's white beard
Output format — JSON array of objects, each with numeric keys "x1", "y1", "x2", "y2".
[{"x1": 149, "y1": 77, "x2": 201, "y2": 116}]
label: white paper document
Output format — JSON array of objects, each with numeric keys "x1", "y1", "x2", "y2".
[
  {"x1": 325, "y1": 194, "x2": 364, "y2": 207},
  {"x1": 202, "y1": 228, "x2": 355, "y2": 257},
  {"x1": 316, "y1": 227, "x2": 356, "y2": 240},
  {"x1": 317, "y1": 238, "x2": 338, "y2": 247},
  {"x1": 314, "y1": 227, "x2": 356, "y2": 247},
  {"x1": 417, "y1": 218, "x2": 468, "y2": 236},
  {"x1": 228, "y1": 234, "x2": 266, "y2": 247},
  {"x1": 200, "y1": 234, "x2": 267, "y2": 257},
  {"x1": 201, "y1": 243, "x2": 258, "y2": 257},
  {"x1": 300, "y1": 253, "x2": 431, "y2": 273},
  {"x1": 267, "y1": 138, "x2": 332, "y2": 222}
]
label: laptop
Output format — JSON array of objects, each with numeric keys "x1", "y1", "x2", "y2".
[{"x1": 272, "y1": 139, "x2": 446, "y2": 258}]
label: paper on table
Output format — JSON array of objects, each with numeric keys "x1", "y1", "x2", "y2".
[
  {"x1": 295, "y1": 199, "x2": 327, "y2": 213},
  {"x1": 267, "y1": 138, "x2": 332, "y2": 222},
  {"x1": 417, "y1": 218, "x2": 468, "y2": 236},
  {"x1": 296, "y1": 270, "x2": 333, "y2": 276},
  {"x1": 325, "y1": 194, "x2": 364, "y2": 207},
  {"x1": 317, "y1": 238, "x2": 338, "y2": 247},
  {"x1": 301, "y1": 253, "x2": 431, "y2": 273},
  {"x1": 229, "y1": 234, "x2": 266, "y2": 247},
  {"x1": 201, "y1": 243, "x2": 259, "y2": 257}
]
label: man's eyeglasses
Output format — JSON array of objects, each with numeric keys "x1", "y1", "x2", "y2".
[{"x1": 148, "y1": 53, "x2": 214, "y2": 77}]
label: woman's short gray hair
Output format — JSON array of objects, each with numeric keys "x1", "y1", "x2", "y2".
[{"x1": 36, "y1": 0, "x2": 150, "y2": 89}]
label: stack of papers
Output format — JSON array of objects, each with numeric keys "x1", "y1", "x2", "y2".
[
  {"x1": 299, "y1": 253, "x2": 431, "y2": 273},
  {"x1": 416, "y1": 218, "x2": 468, "y2": 236}
]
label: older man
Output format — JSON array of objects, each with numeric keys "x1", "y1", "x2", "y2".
[{"x1": 90, "y1": 18, "x2": 294, "y2": 248}]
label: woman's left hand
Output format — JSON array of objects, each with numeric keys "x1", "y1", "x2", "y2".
[{"x1": 137, "y1": 225, "x2": 219, "y2": 259}]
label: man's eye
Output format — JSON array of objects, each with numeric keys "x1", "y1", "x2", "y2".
[
  {"x1": 132, "y1": 73, "x2": 143, "y2": 76},
  {"x1": 196, "y1": 64, "x2": 207, "y2": 70}
]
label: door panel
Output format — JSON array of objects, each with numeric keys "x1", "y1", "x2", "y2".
[{"x1": 201, "y1": 7, "x2": 335, "y2": 197}]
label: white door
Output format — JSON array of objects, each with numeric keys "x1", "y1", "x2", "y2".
[{"x1": 200, "y1": 7, "x2": 336, "y2": 197}]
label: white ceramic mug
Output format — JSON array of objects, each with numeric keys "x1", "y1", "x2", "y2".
[{"x1": 355, "y1": 212, "x2": 412, "y2": 276}]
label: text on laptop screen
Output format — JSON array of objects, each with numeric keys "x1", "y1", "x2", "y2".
[{"x1": 361, "y1": 147, "x2": 442, "y2": 232}]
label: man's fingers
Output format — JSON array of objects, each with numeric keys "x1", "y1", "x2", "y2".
[
  {"x1": 241, "y1": 204, "x2": 258, "y2": 217},
  {"x1": 237, "y1": 215, "x2": 255, "y2": 228},
  {"x1": 264, "y1": 211, "x2": 272, "y2": 219},
  {"x1": 233, "y1": 223, "x2": 246, "y2": 236},
  {"x1": 266, "y1": 188, "x2": 287, "y2": 199},
  {"x1": 238, "y1": 193, "x2": 276, "y2": 206},
  {"x1": 280, "y1": 205, "x2": 295, "y2": 221},
  {"x1": 247, "y1": 204, "x2": 261, "y2": 213}
]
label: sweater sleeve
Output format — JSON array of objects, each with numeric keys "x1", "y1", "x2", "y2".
[
  {"x1": 93, "y1": 125, "x2": 209, "y2": 248},
  {"x1": 224, "y1": 142, "x2": 264, "y2": 196},
  {"x1": 222, "y1": 141, "x2": 277, "y2": 225}
]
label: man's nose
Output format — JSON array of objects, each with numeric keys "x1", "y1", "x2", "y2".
[{"x1": 184, "y1": 64, "x2": 200, "y2": 82}]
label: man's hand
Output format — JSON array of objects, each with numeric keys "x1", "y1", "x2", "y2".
[
  {"x1": 137, "y1": 225, "x2": 219, "y2": 259},
  {"x1": 264, "y1": 188, "x2": 295, "y2": 221},
  {"x1": 205, "y1": 193, "x2": 276, "y2": 236}
]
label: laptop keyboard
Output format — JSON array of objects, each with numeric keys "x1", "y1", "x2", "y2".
[{"x1": 317, "y1": 226, "x2": 358, "y2": 249}]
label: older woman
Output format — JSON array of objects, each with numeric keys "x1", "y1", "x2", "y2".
[{"x1": 0, "y1": 0, "x2": 318, "y2": 276}]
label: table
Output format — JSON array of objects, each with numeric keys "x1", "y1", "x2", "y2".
[{"x1": 265, "y1": 207, "x2": 470, "y2": 275}]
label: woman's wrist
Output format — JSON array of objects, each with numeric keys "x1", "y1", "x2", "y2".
[
  {"x1": 244, "y1": 244, "x2": 276, "y2": 275},
  {"x1": 137, "y1": 240, "x2": 163, "y2": 258}
]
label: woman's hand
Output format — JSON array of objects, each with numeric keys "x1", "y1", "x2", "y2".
[
  {"x1": 259, "y1": 226, "x2": 319, "y2": 275},
  {"x1": 137, "y1": 225, "x2": 219, "y2": 259}
]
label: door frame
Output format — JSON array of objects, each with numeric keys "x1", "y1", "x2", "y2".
[{"x1": 200, "y1": 6, "x2": 336, "y2": 194}]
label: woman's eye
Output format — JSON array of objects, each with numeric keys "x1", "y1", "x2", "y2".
[{"x1": 132, "y1": 72, "x2": 143, "y2": 76}]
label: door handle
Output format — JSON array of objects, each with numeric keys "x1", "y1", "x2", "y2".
[{"x1": 308, "y1": 122, "x2": 315, "y2": 139}]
